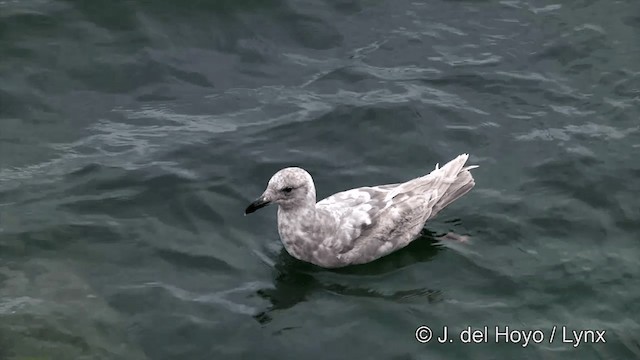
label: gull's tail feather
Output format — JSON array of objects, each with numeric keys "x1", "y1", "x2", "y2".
[
  {"x1": 383, "y1": 154, "x2": 478, "y2": 214},
  {"x1": 430, "y1": 153, "x2": 477, "y2": 216}
]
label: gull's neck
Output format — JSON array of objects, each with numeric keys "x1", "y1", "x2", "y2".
[
  {"x1": 276, "y1": 192, "x2": 335, "y2": 242},
  {"x1": 275, "y1": 189, "x2": 341, "y2": 267},
  {"x1": 276, "y1": 194, "x2": 318, "y2": 222}
]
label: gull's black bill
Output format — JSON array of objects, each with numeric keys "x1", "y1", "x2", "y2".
[{"x1": 244, "y1": 197, "x2": 270, "y2": 215}]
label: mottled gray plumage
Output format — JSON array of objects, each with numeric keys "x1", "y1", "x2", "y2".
[{"x1": 245, "y1": 154, "x2": 478, "y2": 268}]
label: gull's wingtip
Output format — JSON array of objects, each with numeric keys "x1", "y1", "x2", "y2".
[{"x1": 460, "y1": 153, "x2": 478, "y2": 171}]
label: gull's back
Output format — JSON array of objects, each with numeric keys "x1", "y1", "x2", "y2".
[{"x1": 311, "y1": 154, "x2": 477, "y2": 267}]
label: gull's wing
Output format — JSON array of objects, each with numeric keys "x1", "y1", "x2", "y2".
[
  {"x1": 315, "y1": 184, "x2": 436, "y2": 254},
  {"x1": 316, "y1": 186, "x2": 439, "y2": 265},
  {"x1": 319, "y1": 153, "x2": 475, "y2": 225},
  {"x1": 314, "y1": 154, "x2": 476, "y2": 261},
  {"x1": 317, "y1": 184, "x2": 397, "y2": 211}
]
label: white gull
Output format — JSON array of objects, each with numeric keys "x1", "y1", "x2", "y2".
[{"x1": 245, "y1": 153, "x2": 478, "y2": 268}]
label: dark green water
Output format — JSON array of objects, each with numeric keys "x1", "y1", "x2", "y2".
[{"x1": 1, "y1": 0, "x2": 639, "y2": 359}]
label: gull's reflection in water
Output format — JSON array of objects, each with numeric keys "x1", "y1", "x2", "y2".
[{"x1": 253, "y1": 228, "x2": 458, "y2": 324}]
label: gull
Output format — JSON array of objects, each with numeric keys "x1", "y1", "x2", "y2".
[{"x1": 245, "y1": 154, "x2": 478, "y2": 268}]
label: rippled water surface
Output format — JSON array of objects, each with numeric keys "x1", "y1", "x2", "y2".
[{"x1": 1, "y1": 0, "x2": 639, "y2": 359}]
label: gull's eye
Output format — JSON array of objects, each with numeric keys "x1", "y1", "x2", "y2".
[{"x1": 281, "y1": 186, "x2": 294, "y2": 193}]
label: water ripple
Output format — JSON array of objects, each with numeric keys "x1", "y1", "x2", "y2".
[
  {"x1": 516, "y1": 123, "x2": 639, "y2": 142},
  {"x1": 119, "y1": 281, "x2": 270, "y2": 316}
]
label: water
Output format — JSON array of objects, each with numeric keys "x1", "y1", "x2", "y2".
[{"x1": 1, "y1": 0, "x2": 639, "y2": 359}]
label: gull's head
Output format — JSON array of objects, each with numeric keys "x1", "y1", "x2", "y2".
[{"x1": 244, "y1": 167, "x2": 316, "y2": 215}]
